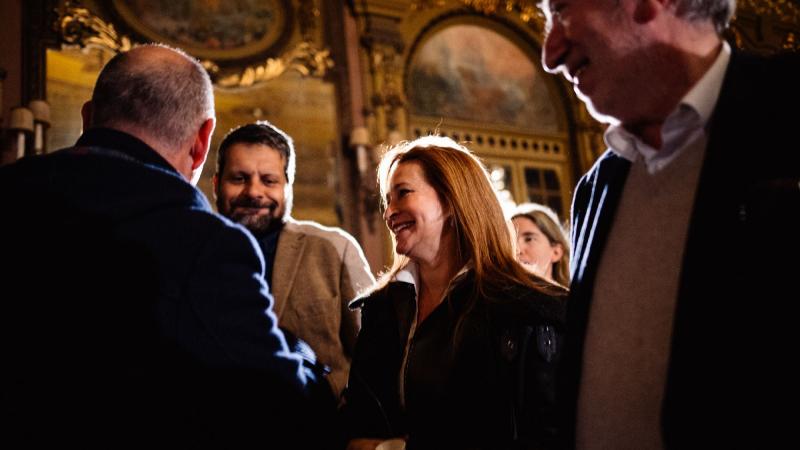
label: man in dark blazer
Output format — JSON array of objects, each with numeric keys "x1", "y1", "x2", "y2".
[
  {"x1": 0, "y1": 44, "x2": 333, "y2": 447},
  {"x1": 540, "y1": 0, "x2": 799, "y2": 448}
]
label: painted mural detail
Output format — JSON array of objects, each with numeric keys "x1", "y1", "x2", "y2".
[
  {"x1": 408, "y1": 24, "x2": 559, "y2": 133},
  {"x1": 112, "y1": 0, "x2": 288, "y2": 61}
]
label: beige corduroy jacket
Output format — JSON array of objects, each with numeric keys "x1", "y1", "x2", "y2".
[{"x1": 270, "y1": 219, "x2": 374, "y2": 398}]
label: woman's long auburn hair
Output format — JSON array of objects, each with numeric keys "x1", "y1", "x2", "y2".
[{"x1": 369, "y1": 135, "x2": 561, "y2": 304}]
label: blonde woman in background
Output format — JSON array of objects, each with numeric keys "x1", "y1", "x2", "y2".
[{"x1": 511, "y1": 203, "x2": 571, "y2": 287}]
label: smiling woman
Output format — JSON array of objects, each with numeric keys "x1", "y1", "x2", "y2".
[
  {"x1": 342, "y1": 135, "x2": 567, "y2": 450},
  {"x1": 382, "y1": 160, "x2": 449, "y2": 277}
]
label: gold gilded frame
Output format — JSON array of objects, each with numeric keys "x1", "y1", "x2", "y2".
[
  {"x1": 55, "y1": 1, "x2": 333, "y2": 88},
  {"x1": 110, "y1": 0, "x2": 289, "y2": 62}
]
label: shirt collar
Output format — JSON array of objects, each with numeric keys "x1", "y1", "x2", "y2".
[
  {"x1": 393, "y1": 260, "x2": 470, "y2": 299},
  {"x1": 257, "y1": 223, "x2": 284, "y2": 253},
  {"x1": 683, "y1": 40, "x2": 731, "y2": 127},
  {"x1": 76, "y1": 127, "x2": 178, "y2": 174},
  {"x1": 604, "y1": 41, "x2": 731, "y2": 169}
]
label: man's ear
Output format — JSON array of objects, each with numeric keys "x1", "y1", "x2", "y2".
[
  {"x1": 190, "y1": 117, "x2": 216, "y2": 171},
  {"x1": 81, "y1": 101, "x2": 93, "y2": 132},
  {"x1": 633, "y1": 0, "x2": 666, "y2": 24},
  {"x1": 211, "y1": 173, "x2": 219, "y2": 200}
]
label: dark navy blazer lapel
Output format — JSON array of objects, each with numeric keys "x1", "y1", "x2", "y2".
[{"x1": 662, "y1": 49, "x2": 800, "y2": 446}]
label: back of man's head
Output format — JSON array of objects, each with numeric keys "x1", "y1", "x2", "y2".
[
  {"x1": 89, "y1": 44, "x2": 214, "y2": 154},
  {"x1": 673, "y1": 0, "x2": 736, "y2": 34}
]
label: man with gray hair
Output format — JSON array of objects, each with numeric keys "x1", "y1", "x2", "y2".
[
  {"x1": 540, "y1": 0, "x2": 798, "y2": 448},
  {"x1": 0, "y1": 44, "x2": 334, "y2": 447}
]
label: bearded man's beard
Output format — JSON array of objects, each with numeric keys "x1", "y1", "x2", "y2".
[{"x1": 223, "y1": 197, "x2": 283, "y2": 236}]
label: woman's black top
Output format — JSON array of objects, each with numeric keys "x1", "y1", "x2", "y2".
[{"x1": 342, "y1": 271, "x2": 566, "y2": 449}]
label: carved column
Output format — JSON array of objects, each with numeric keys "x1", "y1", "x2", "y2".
[
  {"x1": 345, "y1": 2, "x2": 410, "y2": 270},
  {"x1": 360, "y1": 20, "x2": 407, "y2": 144}
]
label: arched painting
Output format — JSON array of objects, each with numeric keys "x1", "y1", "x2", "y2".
[{"x1": 408, "y1": 24, "x2": 560, "y2": 133}]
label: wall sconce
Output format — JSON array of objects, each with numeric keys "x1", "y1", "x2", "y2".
[
  {"x1": 350, "y1": 128, "x2": 404, "y2": 175},
  {"x1": 349, "y1": 126, "x2": 381, "y2": 231},
  {"x1": 8, "y1": 107, "x2": 34, "y2": 160},
  {"x1": 28, "y1": 100, "x2": 51, "y2": 155},
  {"x1": 350, "y1": 126, "x2": 372, "y2": 176}
]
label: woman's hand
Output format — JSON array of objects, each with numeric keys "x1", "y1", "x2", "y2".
[
  {"x1": 346, "y1": 438, "x2": 384, "y2": 450},
  {"x1": 346, "y1": 438, "x2": 406, "y2": 450}
]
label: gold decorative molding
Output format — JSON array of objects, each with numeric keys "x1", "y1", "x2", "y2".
[
  {"x1": 367, "y1": 43, "x2": 407, "y2": 135},
  {"x1": 411, "y1": 0, "x2": 447, "y2": 11},
  {"x1": 356, "y1": 7, "x2": 408, "y2": 140},
  {"x1": 411, "y1": 0, "x2": 545, "y2": 30},
  {"x1": 452, "y1": 0, "x2": 800, "y2": 28},
  {"x1": 57, "y1": 2, "x2": 132, "y2": 53},
  {"x1": 783, "y1": 31, "x2": 800, "y2": 51},
  {"x1": 206, "y1": 43, "x2": 333, "y2": 88},
  {"x1": 737, "y1": 0, "x2": 800, "y2": 24},
  {"x1": 298, "y1": 0, "x2": 322, "y2": 42},
  {"x1": 55, "y1": 1, "x2": 334, "y2": 89},
  {"x1": 728, "y1": 0, "x2": 800, "y2": 54},
  {"x1": 411, "y1": 0, "x2": 800, "y2": 40}
]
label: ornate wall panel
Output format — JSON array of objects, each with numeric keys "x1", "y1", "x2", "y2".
[{"x1": 731, "y1": 0, "x2": 800, "y2": 53}]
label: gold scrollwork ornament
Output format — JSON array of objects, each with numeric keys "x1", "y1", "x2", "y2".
[
  {"x1": 55, "y1": 2, "x2": 333, "y2": 89},
  {"x1": 207, "y1": 42, "x2": 334, "y2": 89},
  {"x1": 57, "y1": 2, "x2": 132, "y2": 53}
]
